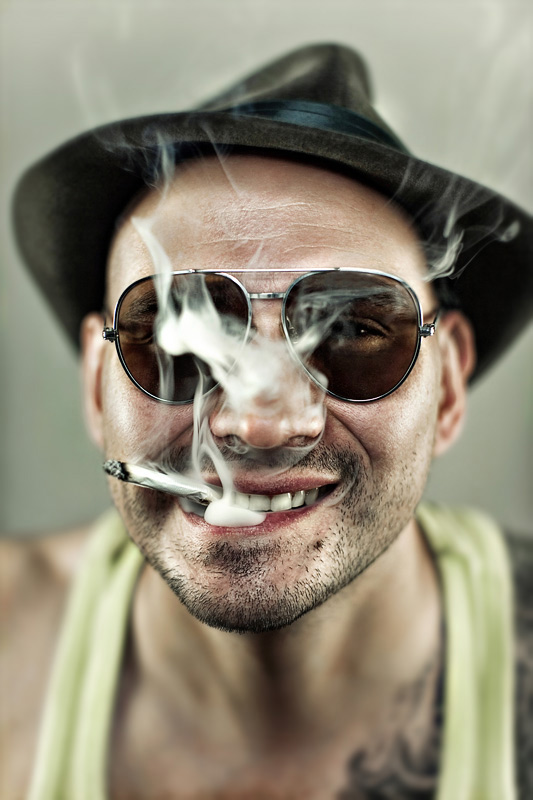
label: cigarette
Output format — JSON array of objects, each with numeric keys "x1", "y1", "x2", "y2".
[{"x1": 103, "y1": 460, "x2": 222, "y2": 504}]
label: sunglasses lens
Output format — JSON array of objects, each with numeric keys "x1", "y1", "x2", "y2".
[
  {"x1": 116, "y1": 273, "x2": 249, "y2": 402},
  {"x1": 284, "y1": 272, "x2": 420, "y2": 401}
]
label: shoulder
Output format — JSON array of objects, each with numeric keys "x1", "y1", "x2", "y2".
[
  {"x1": 505, "y1": 531, "x2": 533, "y2": 797},
  {"x1": 1, "y1": 523, "x2": 90, "y2": 590},
  {"x1": 0, "y1": 524, "x2": 93, "y2": 798},
  {"x1": 0, "y1": 524, "x2": 92, "y2": 632}
]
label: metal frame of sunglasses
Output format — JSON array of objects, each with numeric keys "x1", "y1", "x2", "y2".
[{"x1": 102, "y1": 267, "x2": 439, "y2": 404}]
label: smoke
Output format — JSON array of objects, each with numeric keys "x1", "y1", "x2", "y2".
[
  {"x1": 127, "y1": 181, "x2": 328, "y2": 526},
  {"x1": 388, "y1": 162, "x2": 522, "y2": 284}
]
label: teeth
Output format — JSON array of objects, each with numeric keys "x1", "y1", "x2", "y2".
[
  {"x1": 249, "y1": 494, "x2": 271, "y2": 512},
  {"x1": 227, "y1": 486, "x2": 324, "y2": 512},
  {"x1": 304, "y1": 488, "x2": 319, "y2": 506},
  {"x1": 292, "y1": 490, "x2": 306, "y2": 508},
  {"x1": 233, "y1": 492, "x2": 250, "y2": 509},
  {"x1": 271, "y1": 493, "x2": 293, "y2": 512},
  {"x1": 180, "y1": 486, "x2": 327, "y2": 520}
]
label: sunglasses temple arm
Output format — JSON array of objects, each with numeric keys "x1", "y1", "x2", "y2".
[
  {"x1": 103, "y1": 460, "x2": 222, "y2": 505},
  {"x1": 420, "y1": 308, "x2": 441, "y2": 337}
]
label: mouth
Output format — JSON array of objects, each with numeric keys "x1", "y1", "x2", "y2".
[{"x1": 180, "y1": 483, "x2": 336, "y2": 519}]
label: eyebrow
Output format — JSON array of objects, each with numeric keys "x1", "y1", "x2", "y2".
[{"x1": 119, "y1": 291, "x2": 159, "y2": 322}]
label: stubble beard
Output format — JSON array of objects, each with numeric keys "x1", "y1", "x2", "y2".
[{"x1": 110, "y1": 439, "x2": 432, "y2": 634}]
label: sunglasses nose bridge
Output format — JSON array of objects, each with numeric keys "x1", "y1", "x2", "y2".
[{"x1": 247, "y1": 295, "x2": 286, "y2": 343}]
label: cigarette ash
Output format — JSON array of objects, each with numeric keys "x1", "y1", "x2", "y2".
[{"x1": 103, "y1": 459, "x2": 128, "y2": 481}]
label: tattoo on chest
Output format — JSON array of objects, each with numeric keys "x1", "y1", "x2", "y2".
[
  {"x1": 336, "y1": 538, "x2": 533, "y2": 800},
  {"x1": 337, "y1": 656, "x2": 442, "y2": 800}
]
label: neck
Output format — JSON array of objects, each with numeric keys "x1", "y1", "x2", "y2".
[{"x1": 130, "y1": 518, "x2": 442, "y2": 749}]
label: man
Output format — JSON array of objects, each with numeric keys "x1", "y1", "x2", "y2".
[{"x1": 2, "y1": 44, "x2": 532, "y2": 799}]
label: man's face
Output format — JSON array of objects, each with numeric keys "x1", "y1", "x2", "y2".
[{"x1": 89, "y1": 155, "x2": 444, "y2": 633}]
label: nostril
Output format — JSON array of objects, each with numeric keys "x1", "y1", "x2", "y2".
[
  {"x1": 287, "y1": 434, "x2": 322, "y2": 448},
  {"x1": 215, "y1": 434, "x2": 249, "y2": 454}
]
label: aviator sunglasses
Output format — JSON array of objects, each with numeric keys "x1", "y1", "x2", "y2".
[{"x1": 102, "y1": 268, "x2": 439, "y2": 404}]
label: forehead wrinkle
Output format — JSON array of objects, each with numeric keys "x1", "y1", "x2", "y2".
[
  {"x1": 277, "y1": 243, "x2": 375, "y2": 257},
  {"x1": 186, "y1": 218, "x2": 395, "y2": 270},
  {"x1": 194, "y1": 227, "x2": 361, "y2": 246},
  {"x1": 196, "y1": 209, "x2": 372, "y2": 248},
  {"x1": 147, "y1": 177, "x2": 407, "y2": 253},
  {"x1": 236, "y1": 201, "x2": 310, "y2": 211}
]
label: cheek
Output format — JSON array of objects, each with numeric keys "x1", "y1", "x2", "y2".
[
  {"x1": 327, "y1": 353, "x2": 440, "y2": 469},
  {"x1": 100, "y1": 352, "x2": 194, "y2": 459}
]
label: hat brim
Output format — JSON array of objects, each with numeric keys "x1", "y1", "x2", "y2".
[{"x1": 12, "y1": 108, "x2": 533, "y2": 380}]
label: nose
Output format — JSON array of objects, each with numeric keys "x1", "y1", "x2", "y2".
[
  {"x1": 209, "y1": 384, "x2": 326, "y2": 450},
  {"x1": 208, "y1": 295, "x2": 326, "y2": 450}
]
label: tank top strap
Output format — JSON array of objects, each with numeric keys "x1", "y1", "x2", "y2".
[
  {"x1": 28, "y1": 509, "x2": 144, "y2": 800},
  {"x1": 417, "y1": 503, "x2": 516, "y2": 800}
]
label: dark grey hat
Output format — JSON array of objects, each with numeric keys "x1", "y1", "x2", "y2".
[{"x1": 12, "y1": 43, "x2": 533, "y2": 379}]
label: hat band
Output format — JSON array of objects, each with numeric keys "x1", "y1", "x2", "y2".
[{"x1": 222, "y1": 99, "x2": 410, "y2": 154}]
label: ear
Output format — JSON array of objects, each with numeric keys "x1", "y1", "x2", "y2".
[
  {"x1": 433, "y1": 310, "x2": 476, "y2": 458},
  {"x1": 80, "y1": 313, "x2": 106, "y2": 450}
]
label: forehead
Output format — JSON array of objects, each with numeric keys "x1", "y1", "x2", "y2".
[{"x1": 106, "y1": 154, "x2": 430, "y2": 305}]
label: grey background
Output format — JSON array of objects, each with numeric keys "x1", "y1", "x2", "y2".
[{"x1": 1, "y1": 0, "x2": 531, "y2": 535}]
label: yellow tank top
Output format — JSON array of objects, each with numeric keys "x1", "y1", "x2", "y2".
[{"x1": 27, "y1": 504, "x2": 516, "y2": 799}]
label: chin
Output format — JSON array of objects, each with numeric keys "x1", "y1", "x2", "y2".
[
  {"x1": 149, "y1": 537, "x2": 365, "y2": 634},
  {"x1": 164, "y1": 577, "x2": 331, "y2": 634}
]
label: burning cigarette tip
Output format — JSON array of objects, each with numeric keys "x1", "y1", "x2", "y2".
[{"x1": 103, "y1": 459, "x2": 129, "y2": 481}]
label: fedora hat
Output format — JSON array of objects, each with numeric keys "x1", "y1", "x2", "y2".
[{"x1": 12, "y1": 43, "x2": 533, "y2": 379}]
